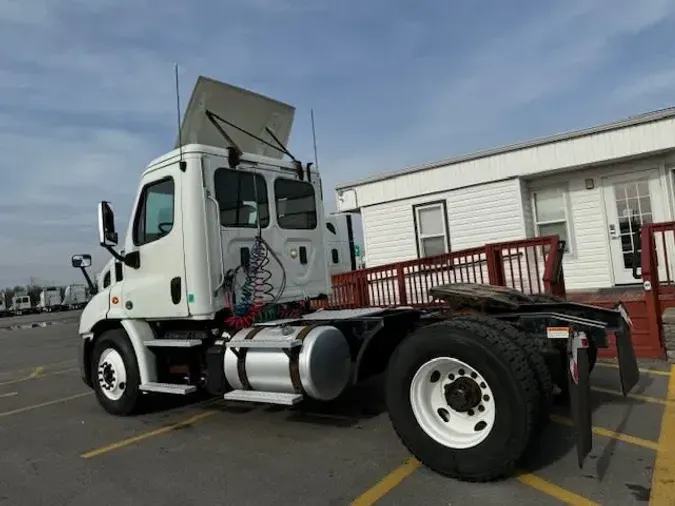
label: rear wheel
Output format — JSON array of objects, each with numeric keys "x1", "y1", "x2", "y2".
[
  {"x1": 452, "y1": 315, "x2": 553, "y2": 437},
  {"x1": 91, "y1": 328, "x2": 144, "y2": 416},
  {"x1": 385, "y1": 319, "x2": 539, "y2": 482}
]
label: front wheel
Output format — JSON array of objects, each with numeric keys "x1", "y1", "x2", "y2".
[
  {"x1": 385, "y1": 319, "x2": 540, "y2": 482},
  {"x1": 91, "y1": 328, "x2": 144, "y2": 416}
]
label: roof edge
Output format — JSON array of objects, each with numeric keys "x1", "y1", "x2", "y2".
[{"x1": 335, "y1": 106, "x2": 675, "y2": 191}]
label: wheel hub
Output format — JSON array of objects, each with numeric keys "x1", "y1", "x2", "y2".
[
  {"x1": 409, "y1": 356, "x2": 496, "y2": 450},
  {"x1": 96, "y1": 348, "x2": 128, "y2": 401},
  {"x1": 444, "y1": 377, "x2": 481, "y2": 412},
  {"x1": 101, "y1": 362, "x2": 116, "y2": 388}
]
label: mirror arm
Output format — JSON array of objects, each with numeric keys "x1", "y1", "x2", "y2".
[
  {"x1": 79, "y1": 267, "x2": 97, "y2": 295},
  {"x1": 103, "y1": 245, "x2": 140, "y2": 269}
]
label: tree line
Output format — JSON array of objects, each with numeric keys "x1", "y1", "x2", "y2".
[{"x1": 1, "y1": 285, "x2": 66, "y2": 305}]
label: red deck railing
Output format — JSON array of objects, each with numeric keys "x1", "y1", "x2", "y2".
[
  {"x1": 639, "y1": 221, "x2": 675, "y2": 354},
  {"x1": 315, "y1": 235, "x2": 566, "y2": 309}
]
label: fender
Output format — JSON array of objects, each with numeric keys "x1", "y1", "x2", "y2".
[{"x1": 120, "y1": 319, "x2": 158, "y2": 385}]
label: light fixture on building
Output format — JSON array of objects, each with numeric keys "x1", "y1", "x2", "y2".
[{"x1": 585, "y1": 178, "x2": 595, "y2": 190}]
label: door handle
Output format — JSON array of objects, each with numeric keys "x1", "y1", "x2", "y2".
[
  {"x1": 608, "y1": 224, "x2": 619, "y2": 239},
  {"x1": 206, "y1": 193, "x2": 225, "y2": 290}
]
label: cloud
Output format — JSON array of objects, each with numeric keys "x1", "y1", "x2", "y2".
[{"x1": 0, "y1": 0, "x2": 674, "y2": 288}]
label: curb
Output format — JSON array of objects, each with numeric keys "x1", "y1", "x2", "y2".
[{"x1": 0, "y1": 319, "x2": 77, "y2": 332}]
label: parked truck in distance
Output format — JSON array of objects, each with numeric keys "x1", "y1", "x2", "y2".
[
  {"x1": 10, "y1": 292, "x2": 33, "y2": 315},
  {"x1": 62, "y1": 284, "x2": 89, "y2": 311},
  {"x1": 0, "y1": 292, "x2": 8, "y2": 317},
  {"x1": 69, "y1": 75, "x2": 640, "y2": 483},
  {"x1": 37, "y1": 287, "x2": 63, "y2": 312}
]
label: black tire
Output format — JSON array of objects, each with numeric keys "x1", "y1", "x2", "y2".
[
  {"x1": 385, "y1": 319, "x2": 539, "y2": 482},
  {"x1": 90, "y1": 328, "x2": 144, "y2": 416},
  {"x1": 452, "y1": 315, "x2": 553, "y2": 437}
]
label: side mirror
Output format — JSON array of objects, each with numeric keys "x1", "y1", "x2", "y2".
[
  {"x1": 71, "y1": 254, "x2": 92, "y2": 268},
  {"x1": 98, "y1": 201, "x2": 118, "y2": 247}
]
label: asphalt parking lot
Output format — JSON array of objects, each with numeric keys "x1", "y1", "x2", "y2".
[
  {"x1": 1, "y1": 322, "x2": 674, "y2": 505},
  {"x1": 0, "y1": 309, "x2": 82, "y2": 330}
]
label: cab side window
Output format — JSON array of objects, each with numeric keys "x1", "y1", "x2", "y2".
[
  {"x1": 103, "y1": 271, "x2": 111, "y2": 289},
  {"x1": 214, "y1": 168, "x2": 269, "y2": 228},
  {"x1": 275, "y1": 178, "x2": 317, "y2": 230},
  {"x1": 133, "y1": 177, "x2": 175, "y2": 246}
]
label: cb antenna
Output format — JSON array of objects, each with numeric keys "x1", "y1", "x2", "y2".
[
  {"x1": 174, "y1": 63, "x2": 186, "y2": 172},
  {"x1": 311, "y1": 108, "x2": 320, "y2": 170}
]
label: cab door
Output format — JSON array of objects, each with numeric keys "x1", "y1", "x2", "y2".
[
  {"x1": 120, "y1": 163, "x2": 189, "y2": 318},
  {"x1": 272, "y1": 173, "x2": 329, "y2": 300}
]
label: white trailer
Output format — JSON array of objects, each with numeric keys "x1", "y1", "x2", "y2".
[
  {"x1": 62, "y1": 284, "x2": 88, "y2": 310},
  {"x1": 38, "y1": 287, "x2": 63, "y2": 312},
  {"x1": 70, "y1": 75, "x2": 640, "y2": 483},
  {"x1": 325, "y1": 212, "x2": 365, "y2": 275}
]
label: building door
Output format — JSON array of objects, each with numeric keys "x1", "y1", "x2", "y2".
[{"x1": 602, "y1": 169, "x2": 666, "y2": 285}]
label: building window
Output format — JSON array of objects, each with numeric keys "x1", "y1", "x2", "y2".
[
  {"x1": 275, "y1": 178, "x2": 317, "y2": 230},
  {"x1": 413, "y1": 201, "x2": 450, "y2": 258},
  {"x1": 214, "y1": 168, "x2": 269, "y2": 228},
  {"x1": 532, "y1": 187, "x2": 571, "y2": 252}
]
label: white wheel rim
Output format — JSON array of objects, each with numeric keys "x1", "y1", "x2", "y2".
[
  {"x1": 410, "y1": 357, "x2": 496, "y2": 449},
  {"x1": 97, "y1": 348, "x2": 127, "y2": 401}
]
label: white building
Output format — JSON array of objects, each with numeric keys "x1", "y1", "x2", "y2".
[{"x1": 334, "y1": 107, "x2": 675, "y2": 291}]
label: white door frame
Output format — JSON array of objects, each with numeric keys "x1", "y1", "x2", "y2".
[{"x1": 602, "y1": 169, "x2": 667, "y2": 285}]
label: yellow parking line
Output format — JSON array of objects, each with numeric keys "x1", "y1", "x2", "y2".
[
  {"x1": 81, "y1": 409, "x2": 217, "y2": 459},
  {"x1": 550, "y1": 415, "x2": 659, "y2": 450},
  {"x1": 0, "y1": 392, "x2": 91, "y2": 418},
  {"x1": 350, "y1": 458, "x2": 421, "y2": 506},
  {"x1": 0, "y1": 367, "x2": 78, "y2": 386},
  {"x1": 515, "y1": 472, "x2": 600, "y2": 505},
  {"x1": 591, "y1": 386, "x2": 667, "y2": 406},
  {"x1": 650, "y1": 365, "x2": 675, "y2": 505},
  {"x1": 0, "y1": 359, "x2": 77, "y2": 378},
  {"x1": 28, "y1": 366, "x2": 44, "y2": 379},
  {"x1": 595, "y1": 362, "x2": 671, "y2": 377}
]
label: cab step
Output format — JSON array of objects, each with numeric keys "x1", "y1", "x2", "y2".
[
  {"x1": 223, "y1": 389, "x2": 303, "y2": 405},
  {"x1": 140, "y1": 382, "x2": 197, "y2": 395},
  {"x1": 144, "y1": 339, "x2": 204, "y2": 348}
]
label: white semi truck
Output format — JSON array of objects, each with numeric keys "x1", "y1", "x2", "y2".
[
  {"x1": 70, "y1": 75, "x2": 640, "y2": 483},
  {"x1": 11, "y1": 293, "x2": 32, "y2": 315},
  {"x1": 62, "y1": 284, "x2": 88, "y2": 310},
  {"x1": 38, "y1": 287, "x2": 63, "y2": 312},
  {"x1": 0, "y1": 292, "x2": 8, "y2": 317}
]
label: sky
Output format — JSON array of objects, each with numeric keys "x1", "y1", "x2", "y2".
[{"x1": 1, "y1": 0, "x2": 675, "y2": 288}]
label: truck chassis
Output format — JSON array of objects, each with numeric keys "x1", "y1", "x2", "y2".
[{"x1": 78, "y1": 282, "x2": 639, "y2": 483}]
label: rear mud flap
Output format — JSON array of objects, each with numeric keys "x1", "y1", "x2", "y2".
[
  {"x1": 615, "y1": 325, "x2": 640, "y2": 396},
  {"x1": 568, "y1": 332, "x2": 592, "y2": 468}
]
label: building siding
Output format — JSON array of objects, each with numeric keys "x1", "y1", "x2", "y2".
[
  {"x1": 520, "y1": 179, "x2": 535, "y2": 238},
  {"x1": 337, "y1": 117, "x2": 675, "y2": 212},
  {"x1": 361, "y1": 178, "x2": 526, "y2": 268},
  {"x1": 526, "y1": 155, "x2": 675, "y2": 290}
]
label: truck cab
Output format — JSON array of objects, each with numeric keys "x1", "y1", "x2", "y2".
[
  {"x1": 11, "y1": 294, "x2": 32, "y2": 315},
  {"x1": 82, "y1": 143, "x2": 328, "y2": 328}
]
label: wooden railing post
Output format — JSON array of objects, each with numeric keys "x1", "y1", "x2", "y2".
[
  {"x1": 543, "y1": 238, "x2": 567, "y2": 298},
  {"x1": 485, "y1": 244, "x2": 505, "y2": 286},
  {"x1": 396, "y1": 265, "x2": 408, "y2": 305},
  {"x1": 641, "y1": 224, "x2": 664, "y2": 357}
]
